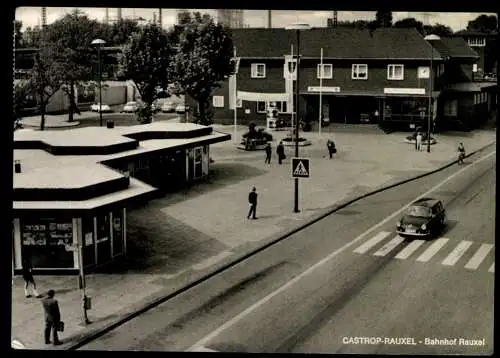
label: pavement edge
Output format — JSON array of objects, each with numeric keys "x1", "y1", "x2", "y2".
[{"x1": 65, "y1": 140, "x2": 496, "y2": 351}]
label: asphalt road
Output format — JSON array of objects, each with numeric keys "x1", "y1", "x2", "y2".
[{"x1": 79, "y1": 146, "x2": 495, "y2": 354}]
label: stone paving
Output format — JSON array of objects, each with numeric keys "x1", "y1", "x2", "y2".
[{"x1": 11, "y1": 123, "x2": 496, "y2": 350}]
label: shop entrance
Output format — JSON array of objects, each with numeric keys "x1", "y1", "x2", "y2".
[{"x1": 306, "y1": 95, "x2": 380, "y2": 124}]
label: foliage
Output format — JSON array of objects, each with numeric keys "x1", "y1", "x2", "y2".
[
  {"x1": 22, "y1": 25, "x2": 42, "y2": 48},
  {"x1": 242, "y1": 122, "x2": 273, "y2": 142},
  {"x1": 394, "y1": 18, "x2": 424, "y2": 34},
  {"x1": 41, "y1": 9, "x2": 104, "y2": 122},
  {"x1": 375, "y1": 10, "x2": 393, "y2": 28},
  {"x1": 425, "y1": 23, "x2": 454, "y2": 37},
  {"x1": 14, "y1": 20, "x2": 23, "y2": 48},
  {"x1": 467, "y1": 15, "x2": 498, "y2": 33},
  {"x1": 169, "y1": 12, "x2": 235, "y2": 125},
  {"x1": 394, "y1": 18, "x2": 454, "y2": 37},
  {"x1": 13, "y1": 80, "x2": 31, "y2": 121},
  {"x1": 107, "y1": 19, "x2": 141, "y2": 45},
  {"x1": 118, "y1": 23, "x2": 173, "y2": 123}
]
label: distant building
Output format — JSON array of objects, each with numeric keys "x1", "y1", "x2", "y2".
[
  {"x1": 216, "y1": 10, "x2": 244, "y2": 28},
  {"x1": 454, "y1": 29, "x2": 497, "y2": 77}
]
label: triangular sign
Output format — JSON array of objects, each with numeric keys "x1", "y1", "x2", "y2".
[{"x1": 293, "y1": 161, "x2": 309, "y2": 176}]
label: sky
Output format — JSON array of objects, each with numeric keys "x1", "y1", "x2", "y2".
[{"x1": 15, "y1": 7, "x2": 496, "y2": 32}]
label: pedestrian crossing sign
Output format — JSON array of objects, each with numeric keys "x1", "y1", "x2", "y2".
[{"x1": 292, "y1": 158, "x2": 310, "y2": 178}]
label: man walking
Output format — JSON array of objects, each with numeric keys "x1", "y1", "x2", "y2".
[
  {"x1": 42, "y1": 290, "x2": 63, "y2": 345},
  {"x1": 277, "y1": 141, "x2": 285, "y2": 165},
  {"x1": 22, "y1": 258, "x2": 41, "y2": 298},
  {"x1": 265, "y1": 143, "x2": 272, "y2": 164},
  {"x1": 326, "y1": 139, "x2": 337, "y2": 159},
  {"x1": 458, "y1": 142, "x2": 466, "y2": 165},
  {"x1": 247, "y1": 187, "x2": 258, "y2": 220},
  {"x1": 416, "y1": 132, "x2": 423, "y2": 151}
]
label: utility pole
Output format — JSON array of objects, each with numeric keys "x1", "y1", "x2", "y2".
[{"x1": 159, "y1": 8, "x2": 162, "y2": 28}]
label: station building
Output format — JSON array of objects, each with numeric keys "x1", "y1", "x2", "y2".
[{"x1": 12, "y1": 122, "x2": 230, "y2": 274}]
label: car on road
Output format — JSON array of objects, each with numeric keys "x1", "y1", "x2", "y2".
[
  {"x1": 91, "y1": 103, "x2": 112, "y2": 113},
  {"x1": 175, "y1": 103, "x2": 188, "y2": 113},
  {"x1": 121, "y1": 101, "x2": 139, "y2": 113},
  {"x1": 396, "y1": 198, "x2": 447, "y2": 239},
  {"x1": 161, "y1": 101, "x2": 175, "y2": 113}
]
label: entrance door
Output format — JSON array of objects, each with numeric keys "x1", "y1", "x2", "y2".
[{"x1": 194, "y1": 147, "x2": 203, "y2": 179}]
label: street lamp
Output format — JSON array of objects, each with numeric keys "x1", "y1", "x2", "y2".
[
  {"x1": 285, "y1": 23, "x2": 311, "y2": 213},
  {"x1": 91, "y1": 38, "x2": 106, "y2": 127},
  {"x1": 424, "y1": 34, "x2": 440, "y2": 153}
]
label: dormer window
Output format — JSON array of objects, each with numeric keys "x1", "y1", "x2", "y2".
[{"x1": 467, "y1": 37, "x2": 486, "y2": 47}]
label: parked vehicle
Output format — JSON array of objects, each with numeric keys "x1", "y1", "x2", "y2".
[
  {"x1": 121, "y1": 101, "x2": 139, "y2": 113},
  {"x1": 161, "y1": 101, "x2": 175, "y2": 113},
  {"x1": 90, "y1": 103, "x2": 112, "y2": 113},
  {"x1": 396, "y1": 198, "x2": 447, "y2": 239},
  {"x1": 151, "y1": 100, "x2": 161, "y2": 112}
]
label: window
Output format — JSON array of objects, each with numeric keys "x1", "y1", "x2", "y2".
[
  {"x1": 387, "y1": 64, "x2": 404, "y2": 80},
  {"x1": 352, "y1": 64, "x2": 368, "y2": 79},
  {"x1": 473, "y1": 64, "x2": 478, "y2": 73},
  {"x1": 251, "y1": 63, "x2": 266, "y2": 78},
  {"x1": 257, "y1": 101, "x2": 288, "y2": 113},
  {"x1": 317, "y1": 64, "x2": 333, "y2": 79},
  {"x1": 467, "y1": 37, "x2": 486, "y2": 47},
  {"x1": 443, "y1": 100, "x2": 457, "y2": 116},
  {"x1": 437, "y1": 64, "x2": 445, "y2": 77},
  {"x1": 212, "y1": 96, "x2": 224, "y2": 108}
]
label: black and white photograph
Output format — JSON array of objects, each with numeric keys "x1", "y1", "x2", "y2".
[{"x1": 11, "y1": 7, "x2": 496, "y2": 354}]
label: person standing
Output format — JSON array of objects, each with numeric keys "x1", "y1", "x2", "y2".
[
  {"x1": 277, "y1": 141, "x2": 285, "y2": 165},
  {"x1": 22, "y1": 258, "x2": 41, "y2": 298},
  {"x1": 458, "y1": 142, "x2": 466, "y2": 165},
  {"x1": 42, "y1": 289, "x2": 63, "y2": 345},
  {"x1": 265, "y1": 143, "x2": 272, "y2": 164},
  {"x1": 247, "y1": 187, "x2": 258, "y2": 220},
  {"x1": 327, "y1": 139, "x2": 337, "y2": 159},
  {"x1": 416, "y1": 132, "x2": 423, "y2": 151}
]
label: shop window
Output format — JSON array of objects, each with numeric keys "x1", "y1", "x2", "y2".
[
  {"x1": 251, "y1": 63, "x2": 266, "y2": 78},
  {"x1": 317, "y1": 64, "x2": 333, "y2": 79},
  {"x1": 21, "y1": 218, "x2": 74, "y2": 269},
  {"x1": 444, "y1": 100, "x2": 458, "y2": 116},
  {"x1": 388, "y1": 64, "x2": 404, "y2": 80},
  {"x1": 352, "y1": 64, "x2": 368, "y2": 80},
  {"x1": 257, "y1": 101, "x2": 288, "y2": 113},
  {"x1": 212, "y1": 96, "x2": 224, "y2": 108},
  {"x1": 96, "y1": 214, "x2": 111, "y2": 265},
  {"x1": 112, "y1": 211, "x2": 123, "y2": 257}
]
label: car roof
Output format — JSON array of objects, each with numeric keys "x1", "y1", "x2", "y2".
[{"x1": 411, "y1": 197, "x2": 440, "y2": 207}]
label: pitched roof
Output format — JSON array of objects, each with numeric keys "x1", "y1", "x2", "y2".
[
  {"x1": 430, "y1": 37, "x2": 479, "y2": 59},
  {"x1": 232, "y1": 27, "x2": 443, "y2": 60}
]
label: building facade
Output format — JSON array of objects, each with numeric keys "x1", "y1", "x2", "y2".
[
  {"x1": 13, "y1": 123, "x2": 230, "y2": 274},
  {"x1": 454, "y1": 29, "x2": 498, "y2": 77},
  {"x1": 211, "y1": 27, "x2": 496, "y2": 131}
]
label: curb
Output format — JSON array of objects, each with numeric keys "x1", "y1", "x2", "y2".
[{"x1": 66, "y1": 140, "x2": 496, "y2": 350}]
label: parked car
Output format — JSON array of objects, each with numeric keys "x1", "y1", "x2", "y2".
[
  {"x1": 121, "y1": 101, "x2": 139, "y2": 113},
  {"x1": 175, "y1": 103, "x2": 187, "y2": 113},
  {"x1": 90, "y1": 103, "x2": 112, "y2": 113},
  {"x1": 396, "y1": 198, "x2": 447, "y2": 239},
  {"x1": 161, "y1": 101, "x2": 175, "y2": 113},
  {"x1": 151, "y1": 100, "x2": 161, "y2": 112}
]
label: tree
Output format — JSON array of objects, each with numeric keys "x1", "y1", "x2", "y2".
[
  {"x1": 394, "y1": 18, "x2": 425, "y2": 35},
  {"x1": 375, "y1": 10, "x2": 393, "y2": 28},
  {"x1": 425, "y1": 23, "x2": 454, "y2": 37},
  {"x1": 13, "y1": 80, "x2": 31, "y2": 123},
  {"x1": 467, "y1": 14, "x2": 498, "y2": 33},
  {"x1": 29, "y1": 50, "x2": 62, "y2": 130},
  {"x1": 109, "y1": 19, "x2": 141, "y2": 45},
  {"x1": 41, "y1": 10, "x2": 103, "y2": 122},
  {"x1": 23, "y1": 25, "x2": 42, "y2": 48},
  {"x1": 118, "y1": 23, "x2": 173, "y2": 124},
  {"x1": 170, "y1": 12, "x2": 236, "y2": 125},
  {"x1": 14, "y1": 20, "x2": 23, "y2": 48}
]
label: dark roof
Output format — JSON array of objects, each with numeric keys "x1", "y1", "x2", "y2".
[
  {"x1": 430, "y1": 37, "x2": 479, "y2": 59},
  {"x1": 232, "y1": 27, "x2": 443, "y2": 60},
  {"x1": 454, "y1": 29, "x2": 498, "y2": 37}
]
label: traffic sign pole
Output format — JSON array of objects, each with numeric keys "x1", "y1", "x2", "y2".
[{"x1": 294, "y1": 28, "x2": 301, "y2": 213}]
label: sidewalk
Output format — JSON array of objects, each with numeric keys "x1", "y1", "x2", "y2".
[{"x1": 11, "y1": 124, "x2": 496, "y2": 350}]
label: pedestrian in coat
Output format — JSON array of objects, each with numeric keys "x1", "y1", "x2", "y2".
[
  {"x1": 416, "y1": 132, "x2": 423, "y2": 151},
  {"x1": 247, "y1": 187, "x2": 258, "y2": 220},
  {"x1": 42, "y1": 290, "x2": 63, "y2": 345},
  {"x1": 326, "y1": 139, "x2": 337, "y2": 159},
  {"x1": 458, "y1": 142, "x2": 466, "y2": 165},
  {"x1": 22, "y1": 258, "x2": 41, "y2": 298},
  {"x1": 265, "y1": 143, "x2": 272, "y2": 164},
  {"x1": 277, "y1": 141, "x2": 285, "y2": 165}
]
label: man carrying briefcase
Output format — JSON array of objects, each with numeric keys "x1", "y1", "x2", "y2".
[{"x1": 42, "y1": 289, "x2": 63, "y2": 345}]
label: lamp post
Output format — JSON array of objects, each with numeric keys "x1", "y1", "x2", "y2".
[
  {"x1": 424, "y1": 34, "x2": 440, "y2": 153},
  {"x1": 91, "y1": 38, "x2": 106, "y2": 127},
  {"x1": 285, "y1": 23, "x2": 311, "y2": 213}
]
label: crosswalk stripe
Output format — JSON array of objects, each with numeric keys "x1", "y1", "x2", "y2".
[
  {"x1": 464, "y1": 244, "x2": 493, "y2": 270},
  {"x1": 373, "y1": 236, "x2": 405, "y2": 257},
  {"x1": 442, "y1": 240, "x2": 473, "y2": 266},
  {"x1": 416, "y1": 238, "x2": 449, "y2": 262},
  {"x1": 394, "y1": 239, "x2": 426, "y2": 260},
  {"x1": 353, "y1": 231, "x2": 392, "y2": 254},
  {"x1": 488, "y1": 263, "x2": 494, "y2": 273}
]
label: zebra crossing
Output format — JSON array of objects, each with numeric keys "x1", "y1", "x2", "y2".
[{"x1": 352, "y1": 231, "x2": 494, "y2": 273}]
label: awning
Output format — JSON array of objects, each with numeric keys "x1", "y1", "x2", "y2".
[
  {"x1": 237, "y1": 91, "x2": 288, "y2": 102},
  {"x1": 444, "y1": 82, "x2": 497, "y2": 92}
]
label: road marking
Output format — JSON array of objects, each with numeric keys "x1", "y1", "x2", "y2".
[
  {"x1": 488, "y1": 263, "x2": 494, "y2": 273},
  {"x1": 187, "y1": 149, "x2": 496, "y2": 351},
  {"x1": 353, "y1": 231, "x2": 392, "y2": 254},
  {"x1": 442, "y1": 240, "x2": 473, "y2": 266},
  {"x1": 464, "y1": 244, "x2": 493, "y2": 270},
  {"x1": 373, "y1": 236, "x2": 405, "y2": 257},
  {"x1": 394, "y1": 239, "x2": 426, "y2": 260},
  {"x1": 416, "y1": 238, "x2": 449, "y2": 262},
  {"x1": 187, "y1": 345, "x2": 219, "y2": 352}
]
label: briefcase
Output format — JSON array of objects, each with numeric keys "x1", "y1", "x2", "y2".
[{"x1": 57, "y1": 321, "x2": 65, "y2": 332}]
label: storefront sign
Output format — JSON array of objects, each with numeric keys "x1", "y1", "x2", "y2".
[
  {"x1": 384, "y1": 88, "x2": 426, "y2": 95},
  {"x1": 308, "y1": 86, "x2": 340, "y2": 93}
]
